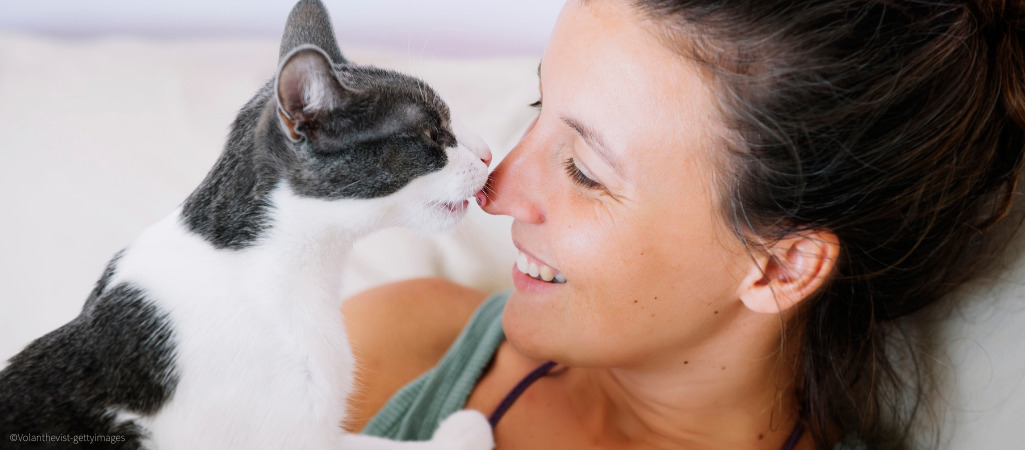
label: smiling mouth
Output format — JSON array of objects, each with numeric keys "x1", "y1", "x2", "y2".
[{"x1": 515, "y1": 251, "x2": 567, "y2": 283}]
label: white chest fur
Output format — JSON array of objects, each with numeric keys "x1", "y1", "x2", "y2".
[
  {"x1": 109, "y1": 187, "x2": 365, "y2": 449},
  {"x1": 95, "y1": 133, "x2": 495, "y2": 449}
]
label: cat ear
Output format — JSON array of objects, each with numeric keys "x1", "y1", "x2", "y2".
[
  {"x1": 279, "y1": 0, "x2": 346, "y2": 65},
  {"x1": 275, "y1": 45, "x2": 346, "y2": 142}
]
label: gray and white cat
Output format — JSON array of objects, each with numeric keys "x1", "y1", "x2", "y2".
[{"x1": 0, "y1": 1, "x2": 495, "y2": 449}]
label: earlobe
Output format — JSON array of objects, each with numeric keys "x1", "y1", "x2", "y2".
[{"x1": 737, "y1": 230, "x2": 840, "y2": 314}]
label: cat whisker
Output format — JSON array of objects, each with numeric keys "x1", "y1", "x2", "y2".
[
  {"x1": 453, "y1": 220, "x2": 484, "y2": 263},
  {"x1": 480, "y1": 182, "x2": 502, "y2": 208},
  {"x1": 333, "y1": 176, "x2": 372, "y2": 195}
]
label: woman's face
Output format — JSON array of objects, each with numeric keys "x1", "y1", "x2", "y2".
[{"x1": 483, "y1": 0, "x2": 757, "y2": 368}]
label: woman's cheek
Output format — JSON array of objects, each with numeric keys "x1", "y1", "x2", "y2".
[{"x1": 561, "y1": 226, "x2": 626, "y2": 287}]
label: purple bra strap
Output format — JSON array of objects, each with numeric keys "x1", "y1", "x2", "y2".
[
  {"x1": 489, "y1": 360, "x2": 806, "y2": 450},
  {"x1": 488, "y1": 361, "x2": 557, "y2": 428},
  {"x1": 783, "y1": 422, "x2": 806, "y2": 450}
]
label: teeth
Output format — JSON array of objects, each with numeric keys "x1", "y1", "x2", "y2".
[
  {"x1": 515, "y1": 251, "x2": 567, "y2": 284},
  {"x1": 516, "y1": 253, "x2": 529, "y2": 273},
  {"x1": 527, "y1": 262, "x2": 540, "y2": 278},
  {"x1": 539, "y1": 265, "x2": 555, "y2": 282}
]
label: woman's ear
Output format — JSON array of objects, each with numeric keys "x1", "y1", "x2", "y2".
[{"x1": 736, "y1": 230, "x2": 840, "y2": 314}]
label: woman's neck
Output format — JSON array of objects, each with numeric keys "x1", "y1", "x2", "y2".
[{"x1": 564, "y1": 314, "x2": 806, "y2": 449}]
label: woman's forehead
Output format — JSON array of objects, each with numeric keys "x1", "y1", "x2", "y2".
[{"x1": 543, "y1": 0, "x2": 723, "y2": 178}]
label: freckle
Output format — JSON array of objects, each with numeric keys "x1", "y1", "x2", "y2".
[
  {"x1": 722, "y1": 366, "x2": 726, "y2": 370},
  {"x1": 650, "y1": 314, "x2": 655, "y2": 317},
  {"x1": 714, "y1": 310, "x2": 719, "y2": 314},
  {"x1": 633, "y1": 300, "x2": 638, "y2": 304},
  {"x1": 654, "y1": 296, "x2": 658, "y2": 300},
  {"x1": 684, "y1": 361, "x2": 689, "y2": 365},
  {"x1": 758, "y1": 434, "x2": 764, "y2": 440}
]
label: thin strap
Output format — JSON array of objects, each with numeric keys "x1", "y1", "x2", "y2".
[
  {"x1": 488, "y1": 359, "x2": 807, "y2": 450},
  {"x1": 782, "y1": 422, "x2": 805, "y2": 450},
  {"x1": 488, "y1": 361, "x2": 557, "y2": 428}
]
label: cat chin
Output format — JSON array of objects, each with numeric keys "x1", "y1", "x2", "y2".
[{"x1": 394, "y1": 199, "x2": 471, "y2": 234}]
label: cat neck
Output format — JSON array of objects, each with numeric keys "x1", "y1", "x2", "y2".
[
  {"x1": 180, "y1": 82, "x2": 292, "y2": 251},
  {"x1": 169, "y1": 181, "x2": 378, "y2": 309}
]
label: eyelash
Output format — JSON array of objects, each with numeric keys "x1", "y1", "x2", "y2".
[
  {"x1": 563, "y1": 158, "x2": 603, "y2": 190},
  {"x1": 531, "y1": 99, "x2": 604, "y2": 191}
]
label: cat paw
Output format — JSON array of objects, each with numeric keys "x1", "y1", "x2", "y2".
[{"x1": 430, "y1": 409, "x2": 495, "y2": 450}]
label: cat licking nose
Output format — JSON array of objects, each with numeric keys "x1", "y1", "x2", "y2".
[{"x1": 0, "y1": 1, "x2": 494, "y2": 449}]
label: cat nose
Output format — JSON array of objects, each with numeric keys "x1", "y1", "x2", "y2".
[
  {"x1": 462, "y1": 134, "x2": 491, "y2": 168},
  {"x1": 450, "y1": 117, "x2": 491, "y2": 166},
  {"x1": 480, "y1": 149, "x2": 493, "y2": 168}
]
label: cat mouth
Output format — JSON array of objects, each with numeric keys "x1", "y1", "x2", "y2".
[{"x1": 438, "y1": 200, "x2": 469, "y2": 214}]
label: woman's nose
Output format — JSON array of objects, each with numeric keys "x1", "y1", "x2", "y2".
[{"x1": 477, "y1": 142, "x2": 545, "y2": 224}]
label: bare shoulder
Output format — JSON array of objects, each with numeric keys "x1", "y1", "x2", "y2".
[{"x1": 341, "y1": 278, "x2": 489, "y2": 432}]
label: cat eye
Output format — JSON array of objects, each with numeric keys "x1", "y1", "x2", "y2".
[
  {"x1": 424, "y1": 128, "x2": 437, "y2": 141},
  {"x1": 564, "y1": 158, "x2": 604, "y2": 190},
  {"x1": 424, "y1": 126, "x2": 454, "y2": 148}
]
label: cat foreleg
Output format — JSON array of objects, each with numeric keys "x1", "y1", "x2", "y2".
[{"x1": 338, "y1": 410, "x2": 494, "y2": 450}]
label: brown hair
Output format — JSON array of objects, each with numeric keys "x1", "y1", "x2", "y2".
[{"x1": 628, "y1": 0, "x2": 1025, "y2": 447}]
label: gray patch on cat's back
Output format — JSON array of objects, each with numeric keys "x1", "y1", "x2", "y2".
[{"x1": 0, "y1": 275, "x2": 178, "y2": 447}]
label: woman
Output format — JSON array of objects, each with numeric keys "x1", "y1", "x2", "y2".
[{"x1": 343, "y1": 0, "x2": 1024, "y2": 448}]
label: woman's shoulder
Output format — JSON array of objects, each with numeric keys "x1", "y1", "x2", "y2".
[{"x1": 341, "y1": 278, "x2": 490, "y2": 432}]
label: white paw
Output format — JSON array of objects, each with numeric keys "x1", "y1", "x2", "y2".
[{"x1": 430, "y1": 409, "x2": 495, "y2": 450}]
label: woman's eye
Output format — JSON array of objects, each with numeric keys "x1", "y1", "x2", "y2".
[
  {"x1": 530, "y1": 99, "x2": 542, "y2": 109},
  {"x1": 563, "y1": 158, "x2": 603, "y2": 190}
]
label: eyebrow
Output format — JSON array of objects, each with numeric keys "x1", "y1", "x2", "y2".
[
  {"x1": 560, "y1": 116, "x2": 624, "y2": 177},
  {"x1": 538, "y1": 59, "x2": 624, "y2": 177}
]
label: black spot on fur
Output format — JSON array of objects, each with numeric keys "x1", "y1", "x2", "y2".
[{"x1": 0, "y1": 279, "x2": 178, "y2": 449}]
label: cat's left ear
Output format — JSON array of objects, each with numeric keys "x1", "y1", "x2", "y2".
[{"x1": 275, "y1": 45, "x2": 346, "y2": 142}]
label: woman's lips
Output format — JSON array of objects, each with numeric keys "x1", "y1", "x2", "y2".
[{"x1": 513, "y1": 245, "x2": 566, "y2": 284}]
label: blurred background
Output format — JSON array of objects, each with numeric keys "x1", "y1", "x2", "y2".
[{"x1": 0, "y1": 0, "x2": 563, "y2": 57}]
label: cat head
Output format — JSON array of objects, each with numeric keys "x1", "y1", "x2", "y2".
[{"x1": 268, "y1": 0, "x2": 491, "y2": 234}]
